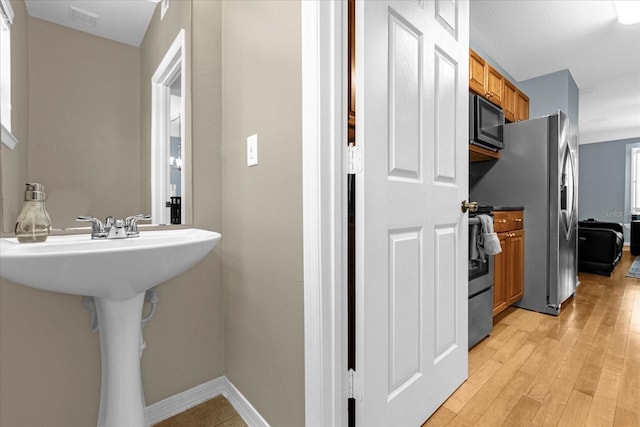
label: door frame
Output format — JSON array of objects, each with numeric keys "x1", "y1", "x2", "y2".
[
  {"x1": 302, "y1": 1, "x2": 348, "y2": 426},
  {"x1": 151, "y1": 29, "x2": 186, "y2": 225}
]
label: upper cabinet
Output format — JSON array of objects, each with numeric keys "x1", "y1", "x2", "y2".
[
  {"x1": 516, "y1": 90, "x2": 530, "y2": 122},
  {"x1": 485, "y1": 64, "x2": 504, "y2": 107},
  {"x1": 504, "y1": 79, "x2": 530, "y2": 122},
  {"x1": 469, "y1": 49, "x2": 503, "y2": 107},
  {"x1": 503, "y1": 79, "x2": 517, "y2": 122},
  {"x1": 469, "y1": 49, "x2": 529, "y2": 122},
  {"x1": 469, "y1": 49, "x2": 486, "y2": 96}
]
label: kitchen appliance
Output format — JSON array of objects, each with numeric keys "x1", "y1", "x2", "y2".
[
  {"x1": 470, "y1": 111, "x2": 578, "y2": 315},
  {"x1": 468, "y1": 206, "x2": 494, "y2": 348},
  {"x1": 469, "y1": 93, "x2": 505, "y2": 151}
]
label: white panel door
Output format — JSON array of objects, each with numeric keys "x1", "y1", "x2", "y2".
[{"x1": 355, "y1": 1, "x2": 469, "y2": 425}]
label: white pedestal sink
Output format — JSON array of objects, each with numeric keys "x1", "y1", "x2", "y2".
[{"x1": 0, "y1": 228, "x2": 221, "y2": 427}]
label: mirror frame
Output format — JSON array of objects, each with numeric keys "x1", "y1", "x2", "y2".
[
  {"x1": 151, "y1": 28, "x2": 187, "y2": 225},
  {"x1": 1, "y1": 1, "x2": 193, "y2": 233}
]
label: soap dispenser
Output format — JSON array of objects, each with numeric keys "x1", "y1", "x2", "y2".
[{"x1": 15, "y1": 183, "x2": 52, "y2": 243}]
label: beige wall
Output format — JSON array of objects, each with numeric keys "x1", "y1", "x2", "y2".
[
  {"x1": 141, "y1": 0, "x2": 224, "y2": 406},
  {"x1": 1, "y1": 1, "x2": 304, "y2": 426},
  {"x1": 0, "y1": 1, "x2": 225, "y2": 426},
  {"x1": 27, "y1": 17, "x2": 141, "y2": 229},
  {"x1": 221, "y1": 1, "x2": 304, "y2": 426},
  {"x1": 1, "y1": 0, "x2": 29, "y2": 233}
]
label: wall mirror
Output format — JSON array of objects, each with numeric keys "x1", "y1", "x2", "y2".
[
  {"x1": 1, "y1": 0, "x2": 192, "y2": 232},
  {"x1": 151, "y1": 28, "x2": 186, "y2": 225}
]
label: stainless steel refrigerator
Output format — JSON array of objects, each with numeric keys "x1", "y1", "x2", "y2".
[{"x1": 470, "y1": 111, "x2": 578, "y2": 316}]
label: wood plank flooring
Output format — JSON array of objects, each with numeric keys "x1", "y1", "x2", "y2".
[
  {"x1": 423, "y1": 249, "x2": 640, "y2": 427},
  {"x1": 154, "y1": 251, "x2": 639, "y2": 427}
]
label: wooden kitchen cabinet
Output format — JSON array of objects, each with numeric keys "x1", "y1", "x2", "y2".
[
  {"x1": 469, "y1": 48, "x2": 504, "y2": 107},
  {"x1": 485, "y1": 64, "x2": 504, "y2": 107},
  {"x1": 504, "y1": 82, "x2": 530, "y2": 122},
  {"x1": 516, "y1": 90, "x2": 530, "y2": 121},
  {"x1": 469, "y1": 49, "x2": 486, "y2": 95},
  {"x1": 469, "y1": 144, "x2": 500, "y2": 162},
  {"x1": 503, "y1": 79, "x2": 517, "y2": 122},
  {"x1": 469, "y1": 49, "x2": 529, "y2": 121},
  {"x1": 348, "y1": 0, "x2": 356, "y2": 144},
  {"x1": 493, "y1": 210, "x2": 525, "y2": 317}
]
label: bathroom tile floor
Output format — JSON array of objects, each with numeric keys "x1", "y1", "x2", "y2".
[{"x1": 153, "y1": 395, "x2": 248, "y2": 427}]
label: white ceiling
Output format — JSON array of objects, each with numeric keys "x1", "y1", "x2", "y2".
[
  {"x1": 23, "y1": 1, "x2": 640, "y2": 145},
  {"x1": 24, "y1": 0, "x2": 157, "y2": 47},
  {"x1": 470, "y1": 0, "x2": 640, "y2": 145}
]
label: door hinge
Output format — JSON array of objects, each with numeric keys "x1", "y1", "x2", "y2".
[
  {"x1": 348, "y1": 368, "x2": 361, "y2": 400},
  {"x1": 344, "y1": 144, "x2": 362, "y2": 174}
]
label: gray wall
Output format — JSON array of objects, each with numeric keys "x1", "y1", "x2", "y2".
[
  {"x1": 579, "y1": 137, "x2": 640, "y2": 241},
  {"x1": 518, "y1": 69, "x2": 579, "y2": 126}
]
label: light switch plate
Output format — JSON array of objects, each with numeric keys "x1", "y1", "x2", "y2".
[{"x1": 247, "y1": 134, "x2": 258, "y2": 166}]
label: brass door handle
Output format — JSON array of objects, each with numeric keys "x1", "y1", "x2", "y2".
[{"x1": 461, "y1": 200, "x2": 479, "y2": 213}]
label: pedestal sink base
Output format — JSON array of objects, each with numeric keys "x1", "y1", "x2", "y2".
[
  {"x1": 95, "y1": 294, "x2": 148, "y2": 427},
  {"x1": 0, "y1": 229, "x2": 222, "y2": 427}
]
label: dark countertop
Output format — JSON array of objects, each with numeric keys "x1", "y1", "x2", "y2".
[{"x1": 492, "y1": 206, "x2": 524, "y2": 211}]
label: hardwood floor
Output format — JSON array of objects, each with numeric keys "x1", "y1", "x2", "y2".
[
  {"x1": 153, "y1": 252, "x2": 639, "y2": 427},
  {"x1": 423, "y1": 249, "x2": 640, "y2": 427}
]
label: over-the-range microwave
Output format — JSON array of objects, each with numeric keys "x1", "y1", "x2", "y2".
[{"x1": 469, "y1": 93, "x2": 505, "y2": 151}]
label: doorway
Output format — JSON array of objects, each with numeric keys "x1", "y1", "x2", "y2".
[
  {"x1": 303, "y1": 1, "x2": 470, "y2": 426},
  {"x1": 151, "y1": 29, "x2": 186, "y2": 225}
]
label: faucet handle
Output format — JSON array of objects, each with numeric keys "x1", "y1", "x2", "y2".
[
  {"x1": 104, "y1": 216, "x2": 115, "y2": 228},
  {"x1": 125, "y1": 214, "x2": 151, "y2": 226},
  {"x1": 76, "y1": 216, "x2": 107, "y2": 239},
  {"x1": 125, "y1": 214, "x2": 151, "y2": 237}
]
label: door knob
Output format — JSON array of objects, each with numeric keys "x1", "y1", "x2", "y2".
[{"x1": 461, "y1": 200, "x2": 479, "y2": 213}]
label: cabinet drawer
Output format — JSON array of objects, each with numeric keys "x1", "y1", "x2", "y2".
[{"x1": 493, "y1": 210, "x2": 524, "y2": 232}]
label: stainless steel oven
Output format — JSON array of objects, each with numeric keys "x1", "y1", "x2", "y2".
[{"x1": 468, "y1": 209, "x2": 494, "y2": 348}]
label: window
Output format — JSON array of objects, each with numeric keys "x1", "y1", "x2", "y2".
[
  {"x1": 0, "y1": 0, "x2": 17, "y2": 149},
  {"x1": 631, "y1": 147, "x2": 640, "y2": 214}
]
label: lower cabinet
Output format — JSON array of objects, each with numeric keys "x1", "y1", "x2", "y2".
[{"x1": 493, "y1": 211, "x2": 525, "y2": 317}]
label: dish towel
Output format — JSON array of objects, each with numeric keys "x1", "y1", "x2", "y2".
[
  {"x1": 478, "y1": 214, "x2": 502, "y2": 256},
  {"x1": 470, "y1": 223, "x2": 481, "y2": 260}
]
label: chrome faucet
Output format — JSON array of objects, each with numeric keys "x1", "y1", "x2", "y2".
[
  {"x1": 76, "y1": 214, "x2": 151, "y2": 239},
  {"x1": 124, "y1": 214, "x2": 150, "y2": 238}
]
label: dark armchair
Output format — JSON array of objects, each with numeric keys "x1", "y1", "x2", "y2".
[{"x1": 578, "y1": 219, "x2": 624, "y2": 276}]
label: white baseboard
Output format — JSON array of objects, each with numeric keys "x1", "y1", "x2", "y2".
[
  {"x1": 222, "y1": 378, "x2": 270, "y2": 427},
  {"x1": 145, "y1": 376, "x2": 270, "y2": 427}
]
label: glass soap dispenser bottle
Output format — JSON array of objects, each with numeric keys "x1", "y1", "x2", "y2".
[{"x1": 15, "y1": 183, "x2": 52, "y2": 243}]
